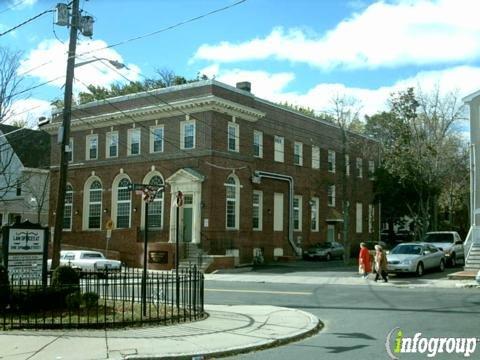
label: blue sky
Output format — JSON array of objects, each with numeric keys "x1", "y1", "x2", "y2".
[{"x1": 1, "y1": 0, "x2": 479, "y2": 128}]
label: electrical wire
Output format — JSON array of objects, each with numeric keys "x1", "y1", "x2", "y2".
[
  {"x1": 0, "y1": 8, "x2": 55, "y2": 37},
  {"x1": 0, "y1": 0, "x2": 30, "y2": 15}
]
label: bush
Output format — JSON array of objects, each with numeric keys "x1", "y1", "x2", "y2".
[
  {"x1": 65, "y1": 291, "x2": 82, "y2": 310},
  {"x1": 0, "y1": 264, "x2": 10, "y2": 309},
  {"x1": 52, "y1": 266, "x2": 80, "y2": 290},
  {"x1": 83, "y1": 292, "x2": 99, "y2": 309}
]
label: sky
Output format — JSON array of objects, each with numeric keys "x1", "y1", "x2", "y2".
[{"x1": 1, "y1": 0, "x2": 479, "y2": 129}]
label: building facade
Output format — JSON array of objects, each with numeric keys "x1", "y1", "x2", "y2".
[{"x1": 44, "y1": 80, "x2": 379, "y2": 268}]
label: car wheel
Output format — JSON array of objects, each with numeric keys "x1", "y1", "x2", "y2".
[
  {"x1": 326, "y1": 253, "x2": 332, "y2": 261},
  {"x1": 450, "y1": 254, "x2": 457, "y2": 267},
  {"x1": 439, "y1": 259, "x2": 445, "y2": 272},
  {"x1": 416, "y1": 262, "x2": 424, "y2": 276}
]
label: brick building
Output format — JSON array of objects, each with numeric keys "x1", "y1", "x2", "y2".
[{"x1": 44, "y1": 80, "x2": 379, "y2": 269}]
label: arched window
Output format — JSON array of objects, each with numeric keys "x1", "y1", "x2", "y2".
[
  {"x1": 225, "y1": 175, "x2": 240, "y2": 230},
  {"x1": 116, "y1": 178, "x2": 131, "y2": 228},
  {"x1": 88, "y1": 180, "x2": 102, "y2": 229},
  {"x1": 63, "y1": 184, "x2": 73, "y2": 230},
  {"x1": 148, "y1": 175, "x2": 164, "y2": 228}
]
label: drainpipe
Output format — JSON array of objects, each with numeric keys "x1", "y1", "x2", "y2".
[{"x1": 253, "y1": 170, "x2": 301, "y2": 256}]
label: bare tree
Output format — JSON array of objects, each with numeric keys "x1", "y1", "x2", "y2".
[
  {"x1": 22, "y1": 171, "x2": 50, "y2": 224},
  {"x1": 155, "y1": 67, "x2": 176, "y2": 87},
  {"x1": 0, "y1": 47, "x2": 25, "y2": 124}
]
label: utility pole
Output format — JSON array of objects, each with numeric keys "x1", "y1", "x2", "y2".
[{"x1": 51, "y1": 0, "x2": 80, "y2": 268}]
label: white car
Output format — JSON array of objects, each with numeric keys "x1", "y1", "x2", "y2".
[
  {"x1": 387, "y1": 243, "x2": 445, "y2": 276},
  {"x1": 422, "y1": 231, "x2": 464, "y2": 266},
  {"x1": 48, "y1": 250, "x2": 122, "y2": 273}
]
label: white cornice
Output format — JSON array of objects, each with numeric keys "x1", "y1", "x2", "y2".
[{"x1": 43, "y1": 95, "x2": 265, "y2": 133}]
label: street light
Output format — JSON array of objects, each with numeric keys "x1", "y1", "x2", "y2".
[{"x1": 75, "y1": 57, "x2": 127, "y2": 70}]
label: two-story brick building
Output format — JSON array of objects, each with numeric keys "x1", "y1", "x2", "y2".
[{"x1": 44, "y1": 80, "x2": 379, "y2": 269}]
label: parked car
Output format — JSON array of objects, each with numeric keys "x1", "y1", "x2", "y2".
[
  {"x1": 422, "y1": 231, "x2": 464, "y2": 267},
  {"x1": 476, "y1": 270, "x2": 480, "y2": 285},
  {"x1": 387, "y1": 242, "x2": 445, "y2": 276},
  {"x1": 303, "y1": 242, "x2": 344, "y2": 261},
  {"x1": 47, "y1": 250, "x2": 122, "y2": 274}
]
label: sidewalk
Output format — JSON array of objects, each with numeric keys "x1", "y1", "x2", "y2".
[
  {"x1": 205, "y1": 270, "x2": 480, "y2": 289},
  {"x1": 0, "y1": 305, "x2": 321, "y2": 360}
]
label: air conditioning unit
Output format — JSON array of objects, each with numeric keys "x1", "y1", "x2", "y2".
[{"x1": 251, "y1": 175, "x2": 261, "y2": 184}]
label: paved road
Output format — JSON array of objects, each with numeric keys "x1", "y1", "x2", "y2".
[{"x1": 205, "y1": 263, "x2": 480, "y2": 360}]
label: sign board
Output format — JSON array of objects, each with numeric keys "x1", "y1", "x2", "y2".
[{"x1": 2, "y1": 221, "x2": 48, "y2": 284}]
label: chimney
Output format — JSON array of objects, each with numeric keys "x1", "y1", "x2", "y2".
[{"x1": 236, "y1": 81, "x2": 251, "y2": 93}]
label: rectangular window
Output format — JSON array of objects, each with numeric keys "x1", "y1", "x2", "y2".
[
  {"x1": 345, "y1": 154, "x2": 350, "y2": 176},
  {"x1": 63, "y1": 187, "x2": 73, "y2": 230},
  {"x1": 274, "y1": 193, "x2": 284, "y2": 231},
  {"x1": 293, "y1": 195, "x2": 302, "y2": 231},
  {"x1": 150, "y1": 126, "x2": 164, "y2": 153},
  {"x1": 274, "y1": 136, "x2": 284, "y2": 163},
  {"x1": 67, "y1": 138, "x2": 74, "y2": 163},
  {"x1": 328, "y1": 150, "x2": 336, "y2": 173},
  {"x1": 328, "y1": 185, "x2": 336, "y2": 207},
  {"x1": 294, "y1": 142, "x2": 303, "y2": 166},
  {"x1": 253, "y1": 130, "x2": 263, "y2": 158},
  {"x1": 128, "y1": 128, "x2": 141, "y2": 156},
  {"x1": 356, "y1": 202, "x2": 363, "y2": 233},
  {"x1": 106, "y1": 131, "x2": 118, "y2": 158},
  {"x1": 357, "y1": 158, "x2": 363, "y2": 178},
  {"x1": 16, "y1": 180, "x2": 21, "y2": 196},
  {"x1": 228, "y1": 122, "x2": 239, "y2": 152},
  {"x1": 252, "y1": 190, "x2": 263, "y2": 231},
  {"x1": 312, "y1": 146, "x2": 320, "y2": 169},
  {"x1": 369, "y1": 160, "x2": 375, "y2": 179},
  {"x1": 368, "y1": 204, "x2": 374, "y2": 233},
  {"x1": 86, "y1": 134, "x2": 98, "y2": 160},
  {"x1": 181, "y1": 120, "x2": 196, "y2": 149},
  {"x1": 310, "y1": 197, "x2": 319, "y2": 232}
]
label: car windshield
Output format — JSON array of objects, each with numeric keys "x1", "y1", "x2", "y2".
[
  {"x1": 423, "y1": 233, "x2": 453, "y2": 243},
  {"x1": 390, "y1": 245, "x2": 423, "y2": 255}
]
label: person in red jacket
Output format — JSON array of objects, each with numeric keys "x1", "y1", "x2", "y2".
[{"x1": 358, "y1": 242, "x2": 372, "y2": 279}]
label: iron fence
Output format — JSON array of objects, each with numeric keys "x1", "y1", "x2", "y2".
[{"x1": 0, "y1": 266, "x2": 205, "y2": 330}]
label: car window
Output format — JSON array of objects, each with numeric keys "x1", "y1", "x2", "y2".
[
  {"x1": 64, "y1": 253, "x2": 75, "y2": 260},
  {"x1": 391, "y1": 245, "x2": 423, "y2": 255},
  {"x1": 81, "y1": 252, "x2": 103, "y2": 259},
  {"x1": 423, "y1": 233, "x2": 453, "y2": 243}
]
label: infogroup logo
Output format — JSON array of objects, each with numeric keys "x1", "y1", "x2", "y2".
[{"x1": 385, "y1": 327, "x2": 478, "y2": 359}]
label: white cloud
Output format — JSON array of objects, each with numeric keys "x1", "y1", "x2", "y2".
[
  {"x1": 18, "y1": 39, "x2": 141, "y2": 92},
  {"x1": 207, "y1": 65, "x2": 480, "y2": 118},
  {"x1": 194, "y1": 0, "x2": 480, "y2": 70},
  {"x1": 9, "y1": 98, "x2": 51, "y2": 128}
]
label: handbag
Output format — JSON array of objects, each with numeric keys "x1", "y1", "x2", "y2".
[{"x1": 358, "y1": 264, "x2": 364, "y2": 274}]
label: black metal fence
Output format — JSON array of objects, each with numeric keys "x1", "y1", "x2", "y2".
[{"x1": 0, "y1": 266, "x2": 205, "y2": 330}]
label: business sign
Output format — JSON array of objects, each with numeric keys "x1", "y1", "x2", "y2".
[{"x1": 2, "y1": 221, "x2": 48, "y2": 284}]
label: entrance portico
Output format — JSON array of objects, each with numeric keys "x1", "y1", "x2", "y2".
[{"x1": 166, "y1": 168, "x2": 204, "y2": 245}]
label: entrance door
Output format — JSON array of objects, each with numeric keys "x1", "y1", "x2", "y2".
[
  {"x1": 274, "y1": 193, "x2": 284, "y2": 231},
  {"x1": 327, "y1": 224, "x2": 335, "y2": 243},
  {"x1": 183, "y1": 194, "x2": 193, "y2": 242}
]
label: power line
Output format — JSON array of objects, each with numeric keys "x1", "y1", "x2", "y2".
[
  {"x1": 0, "y1": 8, "x2": 55, "y2": 37},
  {"x1": 0, "y1": 0, "x2": 30, "y2": 15}
]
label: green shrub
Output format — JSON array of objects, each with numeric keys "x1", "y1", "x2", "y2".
[
  {"x1": 0, "y1": 264, "x2": 10, "y2": 309},
  {"x1": 83, "y1": 292, "x2": 99, "y2": 309},
  {"x1": 65, "y1": 291, "x2": 82, "y2": 310},
  {"x1": 52, "y1": 266, "x2": 80, "y2": 290}
]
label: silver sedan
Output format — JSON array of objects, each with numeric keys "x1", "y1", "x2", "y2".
[{"x1": 387, "y1": 242, "x2": 445, "y2": 276}]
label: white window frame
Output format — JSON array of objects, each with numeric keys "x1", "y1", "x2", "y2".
[
  {"x1": 310, "y1": 197, "x2": 319, "y2": 232},
  {"x1": 345, "y1": 154, "x2": 350, "y2": 176},
  {"x1": 150, "y1": 125, "x2": 164, "y2": 153},
  {"x1": 63, "y1": 184, "x2": 73, "y2": 231},
  {"x1": 228, "y1": 121, "x2": 239, "y2": 152},
  {"x1": 86, "y1": 134, "x2": 98, "y2": 160},
  {"x1": 293, "y1": 195, "x2": 302, "y2": 231},
  {"x1": 312, "y1": 146, "x2": 320, "y2": 169},
  {"x1": 357, "y1": 157, "x2": 363, "y2": 178},
  {"x1": 356, "y1": 202, "x2": 363, "y2": 233},
  {"x1": 143, "y1": 173, "x2": 164, "y2": 229},
  {"x1": 225, "y1": 175, "x2": 240, "y2": 230},
  {"x1": 82, "y1": 177, "x2": 102, "y2": 230},
  {"x1": 294, "y1": 141, "x2": 303, "y2": 166},
  {"x1": 127, "y1": 128, "x2": 141, "y2": 156},
  {"x1": 328, "y1": 185, "x2": 336, "y2": 207},
  {"x1": 253, "y1": 130, "x2": 263, "y2": 158},
  {"x1": 106, "y1": 131, "x2": 118, "y2": 158},
  {"x1": 369, "y1": 160, "x2": 375, "y2": 180},
  {"x1": 328, "y1": 150, "x2": 336, "y2": 173},
  {"x1": 368, "y1": 204, "x2": 374, "y2": 233},
  {"x1": 67, "y1": 138, "x2": 74, "y2": 163},
  {"x1": 274, "y1": 136, "x2": 284, "y2": 163},
  {"x1": 181, "y1": 120, "x2": 196, "y2": 149},
  {"x1": 114, "y1": 177, "x2": 132, "y2": 229},
  {"x1": 252, "y1": 190, "x2": 263, "y2": 231}
]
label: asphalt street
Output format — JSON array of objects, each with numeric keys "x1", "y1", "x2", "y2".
[{"x1": 205, "y1": 262, "x2": 479, "y2": 360}]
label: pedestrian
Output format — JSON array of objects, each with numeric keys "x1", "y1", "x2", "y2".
[
  {"x1": 374, "y1": 244, "x2": 388, "y2": 282},
  {"x1": 358, "y1": 242, "x2": 371, "y2": 279}
]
